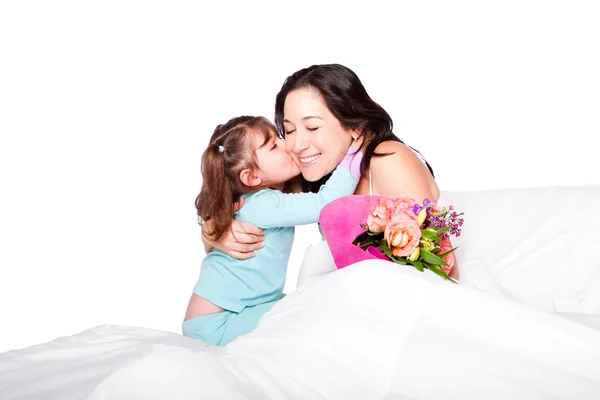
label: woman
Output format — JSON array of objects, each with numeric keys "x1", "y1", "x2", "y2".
[
  {"x1": 203, "y1": 64, "x2": 458, "y2": 281},
  {"x1": 275, "y1": 64, "x2": 439, "y2": 203}
]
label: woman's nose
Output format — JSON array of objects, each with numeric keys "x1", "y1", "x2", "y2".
[{"x1": 290, "y1": 129, "x2": 309, "y2": 154}]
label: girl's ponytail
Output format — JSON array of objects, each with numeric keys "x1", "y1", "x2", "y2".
[{"x1": 195, "y1": 142, "x2": 236, "y2": 241}]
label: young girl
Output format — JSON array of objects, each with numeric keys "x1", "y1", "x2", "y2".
[{"x1": 183, "y1": 115, "x2": 362, "y2": 346}]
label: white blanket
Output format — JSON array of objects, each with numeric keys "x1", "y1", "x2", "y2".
[
  {"x1": 3, "y1": 186, "x2": 600, "y2": 399},
  {"x1": 2, "y1": 261, "x2": 600, "y2": 399}
]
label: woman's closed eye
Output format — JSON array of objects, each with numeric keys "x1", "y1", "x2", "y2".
[
  {"x1": 285, "y1": 129, "x2": 296, "y2": 135},
  {"x1": 306, "y1": 127, "x2": 319, "y2": 132}
]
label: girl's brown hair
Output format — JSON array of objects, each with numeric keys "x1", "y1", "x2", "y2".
[{"x1": 195, "y1": 116, "x2": 275, "y2": 241}]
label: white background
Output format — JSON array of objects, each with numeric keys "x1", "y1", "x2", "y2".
[{"x1": 1, "y1": 1, "x2": 599, "y2": 353}]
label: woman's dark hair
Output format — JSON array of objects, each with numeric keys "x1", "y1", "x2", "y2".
[{"x1": 274, "y1": 64, "x2": 434, "y2": 191}]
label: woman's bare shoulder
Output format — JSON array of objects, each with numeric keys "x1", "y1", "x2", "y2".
[
  {"x1": 374, "y1": 140, "x2": 408, "y2": 153},
  {"x1": 369, "y1": 141, "x2": 439, "y2": 201},
  {"x1": 371, "y1": 141, "x2": 424, "y2": 169}
]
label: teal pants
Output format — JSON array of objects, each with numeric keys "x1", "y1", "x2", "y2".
[{"x1": 182, "y1": 300, "x2": 277, "y2": 346}]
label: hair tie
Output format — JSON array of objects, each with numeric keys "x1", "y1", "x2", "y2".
[{"x1": 218, "y1": 145, "x2": 225, "y2": 153}]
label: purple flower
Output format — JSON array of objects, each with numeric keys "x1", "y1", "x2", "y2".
[{"x1": 411, "y1": 204, "x2": 423, "y2": 215}]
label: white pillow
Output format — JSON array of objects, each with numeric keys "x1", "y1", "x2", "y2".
[{"x1": 442, "y1": 185, "x2": 600, "y2": 314}]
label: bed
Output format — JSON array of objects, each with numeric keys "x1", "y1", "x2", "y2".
[{"x1": 1, "y1": 186, "x2": 600, "y2": 399}]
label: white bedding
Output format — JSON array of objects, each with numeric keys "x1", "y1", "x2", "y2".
[
  {"x1": 443, "y1": 186, "x2": 600, "y2": 313},
  {"x1": 2, "y1": 261, "x2": 600, "y2": 399},
  {"x1": 2, "y1": 186, "x2": 600, "y2": 399},
  {"x1": 0, "y1": 325, "x2": 208, "y2": 400}
]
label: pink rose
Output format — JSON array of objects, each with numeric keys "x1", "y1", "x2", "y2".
[
  {"x1": 431, "y1": 204, "x2": 443, "y2": 214},
  {"x1": 392, "y1": 197, "x2": 418, "y2": 220},
  {"x1": 384, "y1": 213, "x2": 421, "y2": 258},
  {"x1": 437, "y1": 238, "x2": 456, "y2": 274},
  {"x1": 367, "y1": 198, "x2": 395, "y2": 233},
  {"x1": 392, "y1": 197, "x2": 417, "y2": 215},
  {"x1": 395, "y1": 196, "x2": 418, "y2": 210}
]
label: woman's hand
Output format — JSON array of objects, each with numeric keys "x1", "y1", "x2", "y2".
[
  {"x1": 201, "y1": 198, "x2": 265, "y2": 259},
  {"x1": 203, "y1": 220, "x2": 264, "y2": 259},
  {"x1": 449, "y1": 262, "x2": 459, "y2": 280}
]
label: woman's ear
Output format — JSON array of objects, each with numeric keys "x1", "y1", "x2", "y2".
[
  {"x1": 350, "y1": 129, "x2": 364, "y2": 147},
  {"x1": 240, "y1": 168, "x2": 262, "y2": 187},
  {"x1": 350, "y1": 129, "x2": 363, "y2": 142}
]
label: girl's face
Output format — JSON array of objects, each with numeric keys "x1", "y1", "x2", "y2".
[
  {"x1": 282, "y1": 88, "x2": 354, "y2": 182},
  {"x1": 253, "y1": 130, "x2": 300, "y2": 188}
]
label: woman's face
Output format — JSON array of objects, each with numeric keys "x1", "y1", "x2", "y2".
[{"x1": 282, "y1": 88, "x2": 354, "y2": 182}]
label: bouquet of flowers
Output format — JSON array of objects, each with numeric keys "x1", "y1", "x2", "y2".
[{"x1": 352, "y1": 197, "x2": 464, "y2": 281}]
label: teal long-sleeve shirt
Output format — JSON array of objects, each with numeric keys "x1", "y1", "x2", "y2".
[{"x1": 193, "y1": 164, "x2": 358, "y2": 312}]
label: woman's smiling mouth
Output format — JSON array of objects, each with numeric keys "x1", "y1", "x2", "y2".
[{"x1": 299, "y1": 154, "x2": 321, "y2": 166}]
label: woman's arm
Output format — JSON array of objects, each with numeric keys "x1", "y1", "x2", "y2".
[
  {"x1": 201, "y1": 218, "x2": 265, "y2": 259},
  {"x1": 449, "y1": 261, "x2": 459, "y2": 279},
  {"x1": 201, "y1": 197, "x2": 265, "y2": 258}
]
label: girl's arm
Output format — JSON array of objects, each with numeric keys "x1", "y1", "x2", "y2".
[
  {"x1": 204, "y1": 148, "x2": 361, "y2": 257},
  {"x1": 237, "y1": 149, "x2": 362, "y2": 228}
]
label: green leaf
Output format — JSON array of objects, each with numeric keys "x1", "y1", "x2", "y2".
[
  {"x1": 352, "y1": 231, "x2": 370, "y2": 246},
  {"x1": 381, "y1": 243, "x2": 394, "y2": 259},
  {"x1": 406, "y1": 259, "x2": 424, "y2": 271},
  {"x1": 363, "y1": 236, "x2": 379, "y2": 246},
  {"x1": 377, "y1": 243, "x2": 409, "y2": 265},
  {"x1": 433, "y1": 266, "x2": 457, "y2": 282},
  {"x1": 412, "y1": 260, "x2": 424, "y2": 271},
  {"x1": 352, "y1": 231, "x2": 383, "y2": 248},
  {"x1": 420, "y1": 249, "x2": 448, "y2": 266},
  {"x1": 392, "y1": 257, "x2": 408, "y2": 265},
  {"x1": 421, "y1": 229, "x2": 442, "y2": 242},
  {"x1": 430, "y1": 266, "x2": 449, "y2": 280},
  {"x1": 410, "y1": 256, "x2": 458, "y2": 284},
  {"x1": 437, "y1": 246, "x2": 459, "y2": 259},
  {"x1": 436, "y1": 226, "x2": 451, "y2": 234}
]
